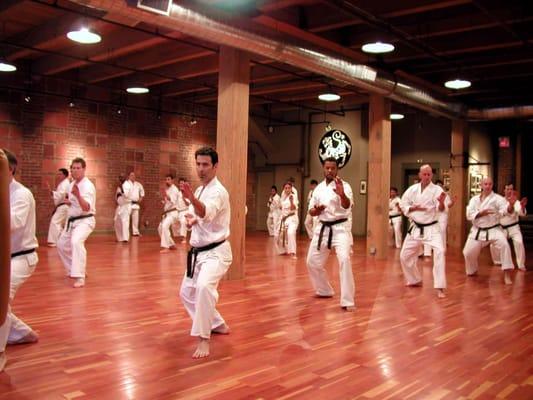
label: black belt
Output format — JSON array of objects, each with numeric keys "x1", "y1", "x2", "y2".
[
  {"x1": 408, "y1": 220, "x2": 438, "y2": 236},
  {"x1": 11, "y1": 248, "x2": 36, "y2": 258},
  {"x1": 66, "y1": 214, "x2": 94, "y2": 231},
  {"x1": 51, "y1": 202, "x2": 67, "y2": 216},
  {"x1": 317, "y1": 218, "x2": 348, "y2": 250},
  {"x1": 162, "y1": 208, "x2": 177, "y2": 218},
  {"x1": 501, "y1": 221, "x2": 519, "y2": 230},
  {"x1": 474, "y1": 224, "x2": 501, "y2": 241},
  {"x1": 389, "y1": 214, "x2": 402, "y2": 219},
  {"x1": 186, "y1": 240, "x2": 225, "y2": 278}
]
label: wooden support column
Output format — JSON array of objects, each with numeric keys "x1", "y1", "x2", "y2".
[
  {"x1": 366, "y1": 95, "x2": 391, "y2": 259},
  {"x1": 216, "y1": 46, "x2": 250, "y2": 280},
  {"x1": 448, "y1": 119, "x2": 469, "y2": 249}
]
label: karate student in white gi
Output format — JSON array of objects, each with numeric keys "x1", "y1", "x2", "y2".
[
  {"x1": 46, "y1": 168, "x2": 70, "y2": 247},
  {"x1": 463, "y1": 177, "x2": 517, "y2": 285},
  {"x1": 123, "y1": 172, "x2": 144, "y2": 236},
  {"x1": 306, "y1": 157, "x2": 355, "y2": 311},
  {"x1": 114, "y1": 175, "x2": 130, "y2": 242},
  {"x1": 57, "y1": 157, "x2": 96, "y2": 288},
  {"x1": 304, "y1": 179, "x2": 319, "y2": 239},
  {"x1": 266, "y1": 185, "x2": 281, "y2": 237},
  {"x1": 400, "y1": 164, "x2": 447, "y2": 298},
  {"x1": 275, "y1": 182, "x2": 299, "y2": 258},
  {"x1": 1, "y1": 149, "x2": 39, "y2": 372},
  {"x1": 179, "y1": 146, "x2": 232, "y2": 359},
  {"x1": 158, "y1": 174, "x2": 181, "y2": 252},
  {"x1": 490, "y1": 184, "x2": 528, "y2": 271},
  {"x1": 423, "y1": 180, "x2": 455, "y2": 256},
  {"x1": 172, "y1": 177, "x2": 190, "y2": 243},
  {"x1": 388, "y1": 187, "x2": 403, "y2": 249}
]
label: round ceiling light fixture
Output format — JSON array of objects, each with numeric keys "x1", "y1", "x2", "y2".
[
  {"x1": 67, "y1": 27, "x2": 102, "y2": 44},
  {"x1": 126, "y1": 86, "x2": 150, "y2": 94},
  {"x1": 0, "y1": 59, "x2": 16, "y2": 72},
  {"x1": 362, "y1": 42, "x2": 395, "y2": 54},
  {"x1": 318, "y1": 92, "x2": 341, "y2": 102},
  {"x1": 390, "y1": 113, "x2": 405, "y2": 120},
  {"x1": 444, "y1": 79, "x2": 471, "y2": 90}
]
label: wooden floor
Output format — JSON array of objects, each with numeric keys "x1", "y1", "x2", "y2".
[{"x1": 1, "y1": 232, "x2": 532, "y2": 400}]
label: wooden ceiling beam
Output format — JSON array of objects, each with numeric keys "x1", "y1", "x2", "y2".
[{"x1": 257, "y1": 0, "x2": 321, "y2": 13}]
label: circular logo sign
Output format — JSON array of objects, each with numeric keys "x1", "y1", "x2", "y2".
[{"x1": 318, "y1": 129, "x2": 352, "y2": 168}]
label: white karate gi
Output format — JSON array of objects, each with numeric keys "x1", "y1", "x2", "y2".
[
  {"x1": 114, "y1": 186, "x2": 130, "y2": 242},
  {"x1": 424, "y1": 192, "x2": 452, "y2": 255},
  {"x1": 463, "y1": 192, "x2": 514, "y2": 274},
  {"x1": 47, "y1": 177, "x2": 70, "y2": 245},
  {"x1": 490, "y1": 200, "x2": 527, "y2": 270},
  {"x1": 266, "y1": 193, "x2": 281, "y2": 236},
  {"x1": 57, "y1": 177, "x2": 96, "y2": 278},
  {"x1": 172, "y1": 190, "x2": 189, "y2": 238},
  {"x1": 123, "y1": 180, "x2": 144, "y2": 235},
  {"x1": 399, "y1": 182, "x2": 446, "y2": 289},
  {"x1": 304, "y1": 188, "x2": 318, "y2": 239},
  {"x1": 275, "y1": 193, "x2": 299, "y2": 255},
  {"x1": 0, "y1": 179, "x2": 39, "y2": 352},
  {"x1": 158, "y1": 184, "x2": 181, "y2": 248},
  {"x1": 388, "y1": 196, "x2": 403, "y2": 249},
  {"x1": 179, "y1": 177, "x2": 232, "y2": 339},
  {"x1": 306, "y1": 179, "x2": 355, "y2": 307}
]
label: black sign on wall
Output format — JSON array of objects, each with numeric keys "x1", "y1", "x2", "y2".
[{"x1": 318, "y1": 129, "x2": 352, "y2": 168}]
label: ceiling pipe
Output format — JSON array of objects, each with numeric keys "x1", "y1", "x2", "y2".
[
  {"x1": 68, "y1": 1, "x2": 530, "y2": 120},
  {"x1": 467, "y1": 106, "x2": 533, "y2": 121}
]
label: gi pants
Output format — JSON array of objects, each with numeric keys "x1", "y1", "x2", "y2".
[
  {"x1": 47, "y1": 204, "x2": 68, "y2": 244},
  {"x1": 114, "y1": 204, "x2": 130, "y2": 242},
  {"x1": 159, "y1": 210, "x2": 179, "y2": 248},
  {"x1": 400, "y1": 224, "x2": 446, "y2": 289},
  {"x1": 306, "y1": 223, "x2": 355, "y2": 307},
  {"x1": 57, "y1": 217, "x2": 95, "y2": 278},
  {"x1": 490, "y1": 225, "x2": 525, "y2": 269},
  {"x1": 275, "y1": 215, "x2": 299, "y2": 254},
  {"x1": 179, "y1": 241, "x2": 232, "y2": 339},
  {"x1": 171, "y1": 210, "x2": 188, "y2": 238},
  {"x1": 0, "y1": 253, "x2": 38, "y2": 351},
  {"x1": 266, "y1": 212, "x2": 279, "y2": 236},
  {"x1": 388, "y1": 216, "x2": 403, "y2": 249},
  {"x1": 130, "y1": 204, "x2": 140, "y2": 235},
  {"x1": 424, "y1": 218, "x2": 448, "y2": 256},
  {"x1": 464, "y1": 227, "x2": 514, "y2": 274}
]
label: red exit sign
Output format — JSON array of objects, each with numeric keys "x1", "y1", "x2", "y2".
[{"x1": 498, "y1": 136, "x2": 510, "y2": 148}]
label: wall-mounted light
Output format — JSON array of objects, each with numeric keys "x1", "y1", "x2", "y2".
[
  {"x1": 444, "y1": 79, "x2": 471, "y2": 90},
  {"x1": 67, "y1": 27, "x2": 102, "y2": 44},
  {"x1": 362, "y1": 42, "x2": 395, "y2": 54}
]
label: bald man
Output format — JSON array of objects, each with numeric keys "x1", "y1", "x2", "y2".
[
  {"x1": 463, "y1": 177, "x2": 515, "y2": 284},
  {"x1": 400, "y1": 165, "x2": 447, "y2": 298}
]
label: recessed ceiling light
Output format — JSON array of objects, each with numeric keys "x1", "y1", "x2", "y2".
[
  {"x1": 444, "y1": 79, "x2": 471, "y2": 89},
  {"x1": 126, "y1": 87, "x2": 149, "y2": 94},
  {"x1": 318, "y1": 92, "x2": 340, "y2": 102},
  {"x1": 390, "y1": 113, "x2": 404, "y2": 120},
  {"x1": 67, "y1": 27, "x2": 101, "y2": 44},
  {"x1": 362, "y1": 42, "x2": 395, "y2": 54},
  {"x1": 0, "y1": 60, "x2": 16, "y2": 72}
]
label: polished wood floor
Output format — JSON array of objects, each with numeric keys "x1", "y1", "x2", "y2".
[{"x1": 1, "y1": 232, "x2": 532, "y2": 400}]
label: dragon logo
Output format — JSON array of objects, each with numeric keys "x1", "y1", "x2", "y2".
[{"x1": 318, "y1": 129, "x2": 352, "y2": 168}]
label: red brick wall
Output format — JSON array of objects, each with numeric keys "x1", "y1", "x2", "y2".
[{"x1": 0, "y1": 93, "x2": 215, "y2": 236}]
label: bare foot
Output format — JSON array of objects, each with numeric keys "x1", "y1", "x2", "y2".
[
  {"x1": 290, "y1": 253, "x2": 297, "y2": 259},
  {"x1": 160, "y1": 248, "x2": 171, "y2": 253},
  {"x1": 0, "y1": 352, "x2": 6, "y2": 372},
  {"x1": 315, "y1": 293, "x2": 334, "y2": 298},
  {"x1": 437, "y1": 289, "x2": 446, "y2": 298},
  {"x1": 73, "y1": 278, "x2": 85, "y2": 288},
  {"x1": 518, "y1": 266, "x2": 526, "y2": 271},
  {"x1": 192, "y1": 338, "x2": 210, "y2": 359},
  {"x1": 504, "y1": 271, "x2": 512, "y2": 285},
  {"x1": 342, "y1": 306, "x2": 356, "y2": 312},
  {"x1": 466, "y1": 271, "x2": 478, "y2": 277},
  {"x1": 47, "y1": 243, "x2": 56, "y2": 248},
  {"x1": 181, "y1": 239, "x2": 187, "y2": 244},
  {"x1": 8, "y1": 330, "x2": 39, "y2": 345},
  {"x1": 406, "y1": 281, "x2": 422, "y2": 287},
  {"x1": 211, "y1": 323, "x2": 230, "y2": 335}
]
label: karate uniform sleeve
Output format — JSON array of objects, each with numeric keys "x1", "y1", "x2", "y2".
[
  {"x1": 466, "y1": 197, "x2": 478, "y2": 221},
  {"x1": 139, "y1": 184, "x2": 145, "y2": 198},
  {"x1": 200, "y1": 189, "x2": 225, "y2": 223},
  {"x1": 10, "y1": 190, "x2": 31, "y2": 231},
  {"x1": 400, "y1": 187, "x2": 413, "y2": 215},
  {"x1": 515, "y1": 200, "x2": 526, "y2": 217},
  {"x1": 81, "y1": 186, "x2": 96, "y2": 210},
  {"x1": 343, "y1": 182, "x2": 354, "y2": 209}
]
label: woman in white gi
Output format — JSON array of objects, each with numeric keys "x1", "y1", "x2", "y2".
[
  {"x1": 46, "y1": 168, "x2": 70, "y2": 247},
  {"x1": 266, "y1": 185, "x2": 281, "y2": 237},
  {"x1": 114, "y1": 175, "x2": 130, "y2": 242},
  {"x1": 275, "y1": 182, "x2": 299, "y2": 258},
  {"x1": 388, "y1": 187, "x2": 403, "y2": 249}
]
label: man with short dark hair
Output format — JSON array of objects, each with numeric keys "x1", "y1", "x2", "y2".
[
  {"x1": 389, "y1": 187, "x2": 403, "y2": 249},
  {"x1": 46, "y1": 168, "x2": 70, "y2": 247},
  {"x1": 1, "y1": 149, "x2": 39, "y2": 372},
  {"x1": 304, "y1": 179, "x2": 319, "y2": 239},
  {"x1": 57, "y1": 157, "x2": 96, "y2": 288},
  {"x1": 306, "y1": 157, "x2": 355, "y2": 311},
  {"x1": 179, "y1": 146, "x2": 232, "y2": 359},
  {"x1": 123, "y1": 171, "x2": 145, "y2": 236}
]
